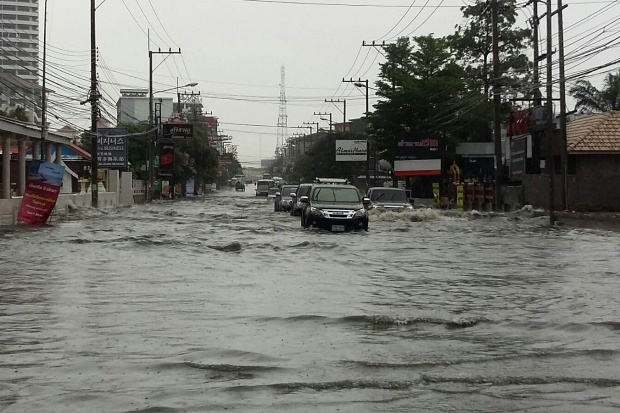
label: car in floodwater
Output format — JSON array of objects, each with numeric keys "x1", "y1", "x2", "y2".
[
  {"x1": 290, "y1": 183, "x2": 313, "y2": 216},
  {"x1": 366, "y1": 187, "x2": 413, "y2": 210},
  {"x1": 255, "y1": 179, "x2": 273, "y2": 197},
  {"x1": 300, "y1": 184, "x2": 370, "y2": 232},
  {"x1": 274, "y1": 185, "x2": 298, "y2": 212}
]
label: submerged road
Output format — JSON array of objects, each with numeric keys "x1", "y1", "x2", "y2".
[{"x1": 1, "y1": 188, "x2": 620, "y2": 412}]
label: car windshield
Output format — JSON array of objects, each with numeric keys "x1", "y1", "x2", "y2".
[
  {"x1": 312, "y1": 187, "x2": 360, "y2": 203},
  {"x1": 371, "y1": 189, "x2": 408, "y2": 203},
  {"x1": 281, "y1": 187, "x2": 297, "y2": 197},
  {"x1": 298, "y1": 186, "x2": 311, "y2": 196}
]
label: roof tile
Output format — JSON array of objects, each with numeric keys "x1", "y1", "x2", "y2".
[{"x1": 567, "y1": 111, "x2": 620, "y2": 152}]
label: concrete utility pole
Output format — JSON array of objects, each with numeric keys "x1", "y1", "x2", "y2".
[
  {"x1": 314, "y1": 112, "x2": 332, "y2": 133},
  {"x1": 40, "y1": 0, "x2": 48, "y2": 161},
  {"x1": 491, "y1": 0, "x2": 502, "y2": 211},
  {"x1": 557, "y1": 0, "x2": 569, "y2": 211},
  {"x1": 343, "y1": 77, "x2": 371, "y2": 185},
  {"x1": 303, "y1": 121, "x2": 319, "y2": 148},
  {"x1": 546, "y1": 0, "x2": 556, "y2": 225},
  {"x1": 90, "y1": 0, "x2": 99, "y2": 208},
  {"x1": 148, "y1": 44, "x2": 181, "y2": 202},
  {"x1": 325, "y1": 99, "x2": 346, "y2": 132}
]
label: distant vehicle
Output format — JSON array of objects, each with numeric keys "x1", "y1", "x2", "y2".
[
  {"x1": 366, "y1": 187, "x2": 413, "y2": 210},
  {"x1": 300, "y1": 184, "x2": 370, "y2": 232},
  {"x1": 290, "y1": 183, "x2": 313, "y2": 216},
  {"x1": 262, "y1": 173, "x2": 272, "y2": 180},
  {"x1": 235, "y1": 180, "x2": 246, "y2": 192},
  {"x1": 313, "y1": 177, "x2": 350, "y2": 185},
  {"x1": 274, "y1": 185, "x2": 298, "y2": 212},
  {"x1": 256, "y1": 179, "x2": 273, "y2": 197}
]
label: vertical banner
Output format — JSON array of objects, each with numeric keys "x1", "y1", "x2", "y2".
[
  {"x1": 18, "y1": 160, "x2": 65, "y2": 224},
  {"x1": 456, "y1": 185, "x2": 464, "y2": 211},
  {"x1": 186, "y1": 178, "x2": 195, "y2": 197},
  {"x1": 158, "y1": 141, "x2": 175, "y2": 178}
]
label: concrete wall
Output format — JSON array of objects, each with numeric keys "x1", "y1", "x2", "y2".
[{"x1": 523, "y1": 174, "x2": 620, "y2": 211}]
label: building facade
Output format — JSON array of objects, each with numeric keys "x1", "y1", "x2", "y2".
[
  {"x1": 116, "y1": 89, "x2": 173, "y2": 125},
  {"x1": 0, "y1": 0, "x2": 39, "y2": 82}
]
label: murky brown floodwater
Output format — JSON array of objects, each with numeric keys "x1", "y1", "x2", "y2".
[{"x1": 1, "y1": 187, "x2": 620, "y2": 412}]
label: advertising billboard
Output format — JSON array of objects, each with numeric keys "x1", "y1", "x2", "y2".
[
  {"x1": 509, "y1": 135, "x2": 527, "y2": 181},
  {"x1": 162, "y1": 123, "x2": 193, "y2": 139},
  {"x1": 158, "y1": 141, "x2": 175, "y2": 178},
  {"x1": 335, "y1": 140, "x2": 367, "y2": 162},
  {"x1": 17, "y1": 160, "x2": 65, "y2": 224},
  {"x1": 393, "y1": 132, "x2": 443, "y2": 176},
  {"x1": 97, "y1": 134, "x2": 128, "y2": 170}
]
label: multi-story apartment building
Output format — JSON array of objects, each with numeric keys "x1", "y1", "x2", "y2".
[{"x1": 0, "y1": 0, "x2": 39, "y2": 82}]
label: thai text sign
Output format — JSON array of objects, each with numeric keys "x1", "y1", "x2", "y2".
[
  {"x1": 163, "y1": 123, "x2": 193, "y2": 139},
  {"x1": 335, "y1": 140, "x2": 367, "y2": 161},
  {"x1": 510, "y1": 135, "x2": 527, "y2": 181},
  {"x1": 18, "y1": 160, "x2": 65, "y2": 224},
  {"x1": 97, "y1": 135, "x2": 128, "y2": 169},
  {"x1": 394, "y1": 132, "x2": 443, "y2": 176}
]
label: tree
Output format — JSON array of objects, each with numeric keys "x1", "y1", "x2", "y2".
[
  {"x1": 570, "y1": 69, "x2": 620, "y2": 112},
  {"x1": 448, "y1": 0, "x2": 531, "y2": 99},
  {"x1": 290, "y1": 132, "x2": 366, "y2": 184},
  {"x1": 368, "y1": 35, "x2": 467, "y2": 162}
]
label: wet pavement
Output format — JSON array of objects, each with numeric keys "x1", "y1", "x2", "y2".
[{"x1": 1, "y1": 188, "x2": 620, "y2": 412}]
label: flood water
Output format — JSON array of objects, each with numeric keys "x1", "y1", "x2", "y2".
[{"x1": 1, "y1": 188, "x2": 620, "y2": 412}]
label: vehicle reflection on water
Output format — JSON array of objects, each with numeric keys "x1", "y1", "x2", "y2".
[{"x1": 1, "y1": 190, "x2": 619, "y2": 413}]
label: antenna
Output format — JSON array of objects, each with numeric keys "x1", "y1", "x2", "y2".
[{"x1": 276, "y1": 66, "x2": 288, "y2": 156}]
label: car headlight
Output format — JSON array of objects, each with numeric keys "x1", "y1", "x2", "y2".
[
  {"x1": 310, "y1": 206, "x2": 324, "y2": 216},
  {"x1": 354, "y1": 208, "x2": 366, "y2": 217}
]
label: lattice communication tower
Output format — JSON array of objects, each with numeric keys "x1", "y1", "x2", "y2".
[{"x1": 276, "y1": 66, "x2": 288, "y2": 156}]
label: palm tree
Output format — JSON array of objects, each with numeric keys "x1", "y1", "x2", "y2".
[{"x1": 569, "y1": 69, "x2": 620, "y2": 112}]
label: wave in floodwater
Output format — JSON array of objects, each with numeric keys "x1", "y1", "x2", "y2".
[{"x1": 257, "y1": 314, "x2": 489, "y2": 329}]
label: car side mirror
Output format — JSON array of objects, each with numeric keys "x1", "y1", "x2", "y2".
[
  {"x1": 300, "y1": 196, "x2": 309, "y2": 204},
  {"x1": 362, "y1": 197, "x2": 371, "y2": 205},
  {"x1": 275, "y1": 192, "x2": 281, "y2": 197},
  {"x1": 290, "y1": 193, "x2": 297, "y2": 199}
]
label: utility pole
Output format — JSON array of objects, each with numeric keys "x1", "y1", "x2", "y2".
[
  {"x1": 314, "y1": 112, "x2": 332, "y2": 133},
  {"x1": 325, "y1": 99, "x2": 346, "y2": 132},
  {"x1": 557, "y1": 0, "x2": 569, "y2": 211},
  {"x1": 148, "y1": 45, "x2": 181, "y2": 202},
  {"x1": 40, "y1": 0, "x2": 48, "y2": 161},
  {"x1": 546, "y1": 0, "x2": 556, "y2": 225},
  {"x1": 297, "y1": 125, "x2": 312, "y2": 154},
  {"x1": 491, "y1": 0, "x2": 502, "y2": 211},
  {"x1": 303, "y1": 121, "x2": 319, "y2": 148},
  {"x1": 90, "y1": 0, "x2": 99, "y2": 208},
  {"x1": 343, "y1": 77, "x2": 371, "y2": 185}
]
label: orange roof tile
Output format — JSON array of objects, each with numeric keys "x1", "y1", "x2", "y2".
[{"x1": 567, "y1": 111, "x2": 620, "y2": 153}]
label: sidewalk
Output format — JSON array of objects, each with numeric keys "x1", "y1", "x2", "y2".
[{"x1": 556, "y1": 211, "x2": 620, "y2": 232}]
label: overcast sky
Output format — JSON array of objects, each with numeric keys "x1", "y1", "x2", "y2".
[{"x1": 43, "y1": 0, "x2": 618, "y2": 167}]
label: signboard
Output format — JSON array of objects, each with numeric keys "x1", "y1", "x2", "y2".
[
  {"x1": 162, "y1": 123, "x2": 193, "y2": 139},
  {"x1": 186, "y1": 178, "x2": 195, "y2": 197},
  {"x1": 510, "y1": 135, "x2": 527, "y2": 181},
  {"x1": 158, "y1": 141, "x2": 175, "y2": 178},
  {"x1": 394, "y1": 132, "x2": 443, "y2": 176},
  {"x1": 335, "y1": 140, "x2": 367, "y2": 162},
  {"x1": 456, "y1": 185, "x2": 464, "y2": 211},
  {"x1": 17, "y1": 160, "x2": 65, "y2": 224},
  {"x1": 219, "y1": 153, "x2": 234, "y2": 166},
  {"x1": 97, "y1": 135, "x2": 128, "y2": 169}
]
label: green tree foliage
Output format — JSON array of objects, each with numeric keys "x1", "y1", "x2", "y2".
[
  {"x1": 289, "y1": 132, "x2": 366, "y2": 184},
  {"x1": 368, "y1": 35, "x2": 466, "y2": 161},
  {"x1": 0, "y1": 106, "x2": 29, "y2": 122},
  {"x1": 569, "y1": 69, "x2": 620, "y2": 112},
  {"x1": 448, "y1": 0, "x2": 531, "y2": 98},
  {"x1": 174, "y1": 120, "x2": 219, "y2": 188}
]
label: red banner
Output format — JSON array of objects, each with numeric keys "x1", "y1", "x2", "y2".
[{"x1": 18, "y1": 161, "x2": 65, "y2": 224}]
